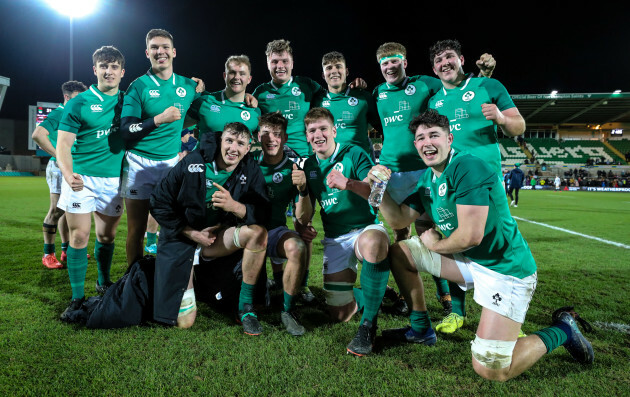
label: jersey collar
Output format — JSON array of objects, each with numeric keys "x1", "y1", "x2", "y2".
[
  {"x1": 270, "y1": 77, "x2": 293, "y2": 91},
  {"x1": 316, "y1": 143, "x2": 340, "y2": 165},
  {"x1": 386, "y1": 76, "x2": 410, "y2": 91},
  {"x1": 326, "y1": 86, "x2": 352, "y2": 99},
  {"x1": 147, "y1": 69, "x2": 177, "y2": 87},
  {"x1": 89, "y1": 85, "x2": 104, "y2": 102},
  {"x1": 258, "y1": 152, "x2": 290, "y2": 169},
  {"x1": 441, "y1": 73, "x2": 473, "y2": 96},
  {"x1": 431, "y1": 149, "x2": 456, "y2": 183}
]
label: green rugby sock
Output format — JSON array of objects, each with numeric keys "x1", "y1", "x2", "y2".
[
  {"x1": 360, "y1": 257, "x2": 390, "y2": 324},
  {"x1": 67, "y1": 246, "x2": 88, "y2": 299},
  {"x1": 238, "y1": 281, "x2": 256, "y2": 312},
  {"x1": 94, "y1": 240, "x2": 114, "y2": 285},
  {"x1": 448, "y1": 281, "x2": 466, "y2": 316},
  {"x1": 146, "y1": 232, "x2": 157, "y2": 246},
  {"x1": 283, "y1": 291, "x2": 295, "y2": 312},
  {"x1": 410, "y1": 310, "x2": 432, "y2": 334},
  {"x1": 433, "y1": 276, "x2": 450, "y2": 297},
  {"x1": 534, "y1": 326, "x2": 569, "y2": 353},
  {"x1": 44, "y1": 243, "x2": 55, "y2": 255},
  {"x1": 353, "y1": 288, "x2": 364, "y2": 312}
]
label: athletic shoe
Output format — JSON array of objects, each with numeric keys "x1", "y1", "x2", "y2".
[
  {"x1": 42, "y1": 253, "x2": 63, "y2": 269},
  {"x1": 384, "y1": 286, "x2": 408, "y2": 315},
  {"x1": 438, "y1": 294, "x2": 453, "y2": 316},
  {"x1": 514, "y1": 204, "x2": 518, "y2": 208},
  {"x1": 281, "y1": 311, "x2": 305, "y2": 336},
  {"x1": 144, "y1": 243, "x2": 157, "y2": 254},
  {"x1": 552, "y1": 306, "x2": 594, "y2": 364},
  {"x1": 346, "y1": 319, "x2": 376, "y2": 356},
  {"x1": 237, "y1": 303, "x2": 263, "y2": 336},
  {"x1": 95, "y1": 281, "x2": 114, "y2": 295},
  {"x1": 382, "y1": 326, "x2": 437, "y2": 346},
  {"x1": 60, "y1": 297, "x2": 85, "y2": 322},
  {"x1": 510, "y1": 200, "x2": 515, "y2": 207},
  {"x1": 300, "y1": 287, "x2": 315, "y2": 303},
  {"x1": 518, "y1": 329, "x2": 527, "y2": 338},
  {"x1": 435, "y1": 312, "x2": 465, "y2": 334},
  {"x1": 60, "y1": 250, "x2": 67, "y2": 263}
]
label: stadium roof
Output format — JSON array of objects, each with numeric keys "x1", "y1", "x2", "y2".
[{"x1": 511, "y1": 92, "x2": 630, "y2": 126}]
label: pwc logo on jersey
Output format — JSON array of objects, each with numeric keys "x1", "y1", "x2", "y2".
[
  {"x1": 149, "y1": 90, "x2": 160, "y2": 98},
  {"x1": 90, "y1": 104, "x2": 103, "y2": 112},
  {"x1": 405, "y1": 85, "x2": 416, "y2": 96},
  {"x1": 176, "y1": 87, "x2": 187, "y2": 98},
  {"x1": 462, "y1": 91, "x2": 475, "y2": 102},
  {"x1": 241, "y1": 111, "x2": 251, "y2": 121},
  {"x1": 272, "y1": 172, "x2": 283, "y2": 183},
  {"x1": 348, "y1": 97, "x2": 358, "y2": 107},
  {"x1": 188, "y1": 164, "x2": 204, "y2": 173},
  {"x1": 291, "y1": 87, "x2": 302, "y2": 97}
]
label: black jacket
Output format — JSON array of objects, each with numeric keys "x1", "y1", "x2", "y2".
[{"x1": 149, "y1": 131, "x2": 270, "y2": 325}]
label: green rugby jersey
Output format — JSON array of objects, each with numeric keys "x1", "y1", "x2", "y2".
[
  {"x1": 188, "y1": 90, "x2": 261, "y2": 137},
  {"x1": 373, "y1": 75, "x2": 443, "y2": 172},
  {"x1": 38, "y1": 104, "x2": 64, "y2": 161},
  {"x1": 122, "y1": 70, "x2": 200, "y2": 160},
  {"x1": 253, "y1": 152, "x2": 299, "y2": 230},
  {"x1": 403, "y1": 151, "x2": 536, "y2": 278},
  {"x1": 205, "y1": 161, "x2": 234, "y2": 227},
  {"x1": 253, "y1": 76, "x2": 323, "y2": 157},
  {"x1": 313, "y1": 87, "x2": 377, "y2": 156},
  {"x1": 429, "y1": 75, "x2": 516, "y2": 175},
  {"x1": 303, "y1": 143, "x2": 378, "y2": 238},
  {"x1": 58, "y1": 85, "x2": 124, "y2": 178}
]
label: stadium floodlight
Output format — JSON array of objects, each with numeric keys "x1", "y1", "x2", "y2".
[
  {"x1": 550, "y1": 90, "x2": 558, "y2": 96},
  {"x1": 613, "y1": 90, "x2": 621, "y2": 94},
  {"x1": 44, "y1": 0, "x2": 100, "y2": 80}
]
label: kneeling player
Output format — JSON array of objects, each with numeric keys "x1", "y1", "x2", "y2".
[
  {"x1": 370, "y1": 109, "x2": 593, "y2": 380},
  {"x1": 302, "y1": 108, "x2": 391, "y2": 356},
  {"x1": 150, "y1": 123, "x2": 271, "y2": 334}
]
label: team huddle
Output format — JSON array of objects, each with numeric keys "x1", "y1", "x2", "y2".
[{"x1": 31, "y1": 28, "x2": 594, "y2": 381}]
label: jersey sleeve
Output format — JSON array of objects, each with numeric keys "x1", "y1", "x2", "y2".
[
  {"x1": 402, "y1": 188, "x2": 426, "y2": 215},
  {"x1": 39, "y1": 107, "x2": 63, "y2": 134},
  {"x1": 422, "y1": 75, "x2": 444, "y2": 96},
  {"x1": 482, "y1": 78, "x2": 515, "y2": 111},
  {"x1": 451, "y1": 156, "x2": 495, "y2": 206},
  {"x1": 121, "y1": 81, "x2": 143, "y2": 119},
  {"x1": 58, "y1": 97, "x2": 84, "y2": 134},
  {"x1": 187, "y1": 92, "x2": 207, "y2": 121},
  {"x1": 351, "y1": 146, "x2": 375, "y2": 180}
]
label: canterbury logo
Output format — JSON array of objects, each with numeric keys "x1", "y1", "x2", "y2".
[
  {"x1": 90, "y1": 104, "x2": 103, "y2": 112},
  {"x1": 149, "y1": 90, "x2": 160, "y2": 98},
  {"x1": 72, "y1": 202, "x2": 81, "y2": 208},
  {"x1": 188, "y1": 164, "x2": 204, "y2": 173},
  {"x1": 129, "y1": 124, "x2": 143, "y2": 133}
]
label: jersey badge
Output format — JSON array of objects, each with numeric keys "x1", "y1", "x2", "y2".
[
  {"x1": 462, "y1": 91, "x2": 475, "y2": 102},
  {"x1": 309, "y1": 170, "x2": 318, "y2": 179},
  {"x1": 424, "y1": 187, "x2": 431, "y2": 196},
  {"x1": 240, "y1": 175, "x2": 247, "y2": 184},
  {"x1": 90, "y1": 104, "x2": 103, "y2": 112},
  {"x1": 333, "y1": 163, "x2": 344, "y2": 173},
  {"x1": 188, "y1": 164, "x2": 204, "y2": 173},
  {"x1": 438, "y1": 182, "x2": 447, "y2": 197},
  {"x1": 405, "y1": 85, "x2": 416, "y2": 96},
  {"x1": 176, "y1": 87, "x2": 187, "y2": 97},
  {"x1": 241, "y1": 110, "x2": 251, "y2": 121},
  {"x1": 348, "y1": 97, "x2": 358, "y2": 107},
  {"x1": 291, "y1": 87, "x2": 302, "y2": 97},
  {"x1": 272, "y1": 172, "x2": 283, "y2": 183},
  {"x1": 149, "y1": 90, "x2": 160, "y2": 98},
  {"x1": 322, "y1": 100, "x2": 331, "y2": 107}
]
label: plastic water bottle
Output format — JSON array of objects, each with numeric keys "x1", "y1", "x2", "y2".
[{"x1": 368, "y1": 170, "x2": 389, "y2": 207}]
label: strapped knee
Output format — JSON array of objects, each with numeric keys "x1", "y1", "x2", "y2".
[
  {"x1": 470, "y1": 336, "x2": 516, "y2": 369},
  {"x1": 178, "y1": 288, "x2": 197, "y2": 318},
  {"x1": 233, "y1": 226, "x2": 266, "y2": 253},
  {"x1": 43, "y1": 222, "x2": 57, "y2": 234},
  {"x1": 401, "y1": 236, "x2": 442, "y2": 277},
  {"x1": 323, "y1": 281, "x2": 355, "y2": 307}
]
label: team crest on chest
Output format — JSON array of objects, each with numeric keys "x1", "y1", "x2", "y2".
[
  {"x1": 272, "y1": 172, "x2": 283, "y2": 183},
  {"x1": 438, "y1": 182, "x2": 447, "y2": 197},
  {"x1": 333, "y1": 163, "x2": 344, "y2": 173},
  {"x1": 176, "y1": 87, "x2": 187, "y2": 97},
  {"x1": 241, "y1": 110, "x2": 251, "y2": 121},
  {"x1": 348, "y1": 97, "x2": 358, "y2": 107},
  {"x1": 462, "y1": 91, "x2": 475, "y2": 102},
  {"x1": 405, "y1": 85, "x2": 416, "y2": 96},
  {"x1": 291, "y1": 87, "x2": 302, "y2": 96}
]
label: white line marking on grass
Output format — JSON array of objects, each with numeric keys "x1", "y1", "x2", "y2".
[
  {"x1": 512, "y1": 216, "x2": 630, "y2": 249},
  {"x1": 593, "y1": 321, "x2": 630, "y2": 334}
]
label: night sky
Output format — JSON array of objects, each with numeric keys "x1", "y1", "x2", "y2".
[{"x1": 2, "y1": 0, "x2": 629, "y2": 120}]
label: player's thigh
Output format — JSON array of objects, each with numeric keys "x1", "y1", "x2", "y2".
[
  {"x1": 65, "y1": 212, "x2": 92, "y2": 246},
  {"x1": 200, "y1": 226, "x2": 240, "y2": 258},
  {"x1": 93, "y1": 211, "x2": 122, "y2": 242},
  {"x1": 476, "y1": 306, "x2": 522, "y2": 341},
  {"x1": 125, "y1": 198, "x2": 150, "y2": 229}
]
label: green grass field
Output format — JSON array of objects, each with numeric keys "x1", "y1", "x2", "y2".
[{"x1": 1, "y1": 177, "x2": 629, "y2": 395}]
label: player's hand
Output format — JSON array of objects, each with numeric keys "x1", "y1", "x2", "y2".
[
  {"x1": 245, "y1": 93, "x2": 258, "y2": 108},
  {"x1": 348, "y1": 77, "x2": 367, "y2": 90},
  {"x1": 326, "y1": 169, "x2": 348, "y2": 190},
  {"x1": 367, "y1": 165, "x2": 390, "y2": 185},
  {"x1": 294, "y1": 220, "x2": 317, "y2": 244},
  {"x1": 481, "y1": 103, "x2": 505, "y2": 125},
  {"x1": 291, "y1": 163, "x2": 307, "y2": 192},
  {"x1": 67, "y1": 173, "x2": 84, "y2": 191},
  {"x1": 211, "y1": 183, "x2": 238, "y2": 212},
  {"x1": 190, "y1": 225, "x2": 221, "y2": 247},
  {"x1": 192, "y1": 77, "x2": 205, "y2": 93},
  {"x1": 419, "y1": 228, "x2": 441, "y2": 251},
  {"x1": 155, "y1": 106, "x2": 181, "y2": 125},
  {"x1": 476, "y1": 53, "x2": 495, "y2": 78}
]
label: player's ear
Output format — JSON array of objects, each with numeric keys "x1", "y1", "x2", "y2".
[
  {"x1": 172, "y1": 47, "x2": 176, "y2": 58},
  {"x1": 145, "y1": 48, "x2": 149, "y2": 59},
  {"x1": 93, "y1": 65, "x2": 97, "y2": 77}
]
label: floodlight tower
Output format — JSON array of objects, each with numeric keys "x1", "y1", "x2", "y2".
[{"x1": 44, "y1": 0, "x2": 99, "y2": 80}]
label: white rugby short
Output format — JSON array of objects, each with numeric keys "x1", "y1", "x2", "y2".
[
  {"x1": 452, "y1": 254, "x2": 537, "y2": 324},
  {"x1": 386, "y1": 169, "x2": 427, "y2": 204},
  {"x1": 321, "y1": 224, "x2": 389, "y2": 275},
  {"x1": 57, "y1": 175, "x2": 123, "y2": 216},
  {"x1": 46, "y1": 160, "x2": 63, "y2": 195},
  {"x1": 121, "y1": 151, "x2": 179, "y2": 200}
]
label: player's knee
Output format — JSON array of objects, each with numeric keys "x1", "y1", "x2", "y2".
[
  {"x1": 240, "y1": 225, "x2": 267, "y2": 251},
  {"x1": 470, "y1": 336, "x2": 516, "y2": 382},
  {"x1": 358, "y1": 231, "x2": 389, "y2": 262},
  {"x1": 284, "y1": 237, "x2": 306, "y2": 263}
]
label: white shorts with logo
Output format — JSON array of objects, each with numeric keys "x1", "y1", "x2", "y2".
[
  {"x1": 46, "y1": 160, "x2": 63, "y2": 195},
  {"x1": 266, "y1": 226, "x2": 300, "y2": 265},
  {"x1": 57, "y1": 175, "x2": 123, "y2": 216},
  {"x1": 321, "y1": 224, "x2": 389, "y2": 275},
  {"x1": 121, "y1": 151, "x2": 179, "y2": 200},
  {"x1": 452, "y1": 254, "x2": 537, "y2": 324},
  {"x1": 387, "y1": 169, "x2": 427, "y2": 204}
]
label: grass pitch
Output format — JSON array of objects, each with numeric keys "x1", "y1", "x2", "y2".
[{"x1": 1, "y1": 177, "x2": 629, "y2": 395}]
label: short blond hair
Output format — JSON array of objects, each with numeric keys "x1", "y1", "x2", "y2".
[
  {"x1": 265, "y1": 39, "x2": 293, "y2": 58},
  {"x1": 376, "y1": 42, "x2": 407, "y2": 62},
  {"x1": 225, "y1": 55, "x2": 252, "y2": 73}
]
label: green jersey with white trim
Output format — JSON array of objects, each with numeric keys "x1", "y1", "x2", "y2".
[
  {"x1": 58, "y1": 85, "x2": 124, "y2": 178},
  {"x1": 205, "y1": 161, "x2": 233, "y2": 227},
  {"x1": 373, "y1": 75, "x2": 443, "y2": 172},
  {"x1": 188, "y1": 90, "x2": 261, "y2": 136},
  {"x1": 253, "y1": 152, "x2": 299, "y2": 230},
  {"x1": 303, "y1": 143, "x2": 378, "y2": 238},
  {"x1": 122, "y1": 70, "x2": 200, "y2": 160},
  {"x1": 253, "y1": 76, "x2": 323, "y2": 157},
  {"x1": 403, "y1": 151, "x2": 536, "y2": 278},
  {"x1": 38, "y1": 104, "x2": 64, "y2": 161},
  {"x1": 429, "y1": 75, "x2": 516, "y2": 175},
  {"x1": 313, "y1": 87, "x2": 378, "y2": 156}
]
